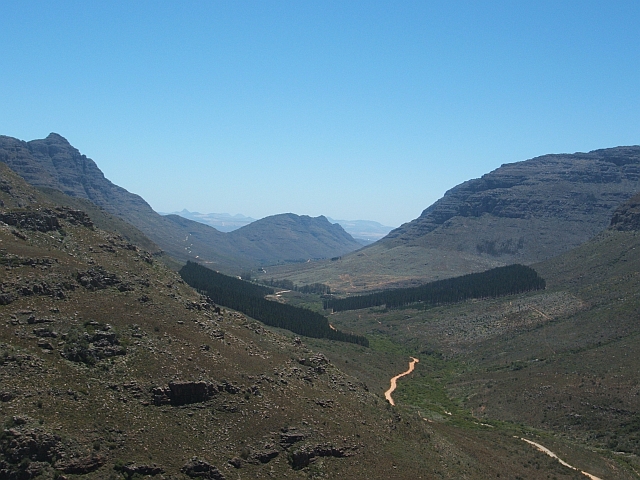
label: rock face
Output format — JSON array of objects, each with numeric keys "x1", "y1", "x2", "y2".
[
  {"x1": 610, "y1": 192, "x2": 640, "y2": 231},
  {"x1": 289, "y1": 443, "x2": 356, "y2": 469},
  {"x1": 151, "y1": 380, "x2": 244, "y2": 406},
  {"x1": 292, "y1": 146, "x2": 640, "y2": 291},
  {"x1": 386, "y1": 146, "x2": 640, "y2": 249},
  {"x1": 0, "y1": 207, "x2": 92, "y2": 232},
  {"x1": 0, "y1": 133, "x2": 362, "y2": 272},
  {"x1": 181, "y1": 458, "x2": 226, "y2": 479}
]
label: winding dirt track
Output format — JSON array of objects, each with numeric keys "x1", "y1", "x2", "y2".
[
  {"x1": 385, "y1": 357, "x2": 419, "y2": 406},
  {"x1": 520, "y1": 438, "x2": 602, "y2": 480}
]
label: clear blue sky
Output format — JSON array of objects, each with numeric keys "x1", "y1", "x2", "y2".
[{"x1": 1, "y1": 1, "x2": 639, "y2": 227}]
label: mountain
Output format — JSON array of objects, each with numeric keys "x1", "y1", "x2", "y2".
[
  {"x1": 227, "y1": 213, "x2": 363, "y2": 265},
  {"x1": 262, "y1": 146, "x2": 640, "y2": 292},
  {"x1": 1, "y1": 159, "x2": 610, "y2": 478},
  {"x1": 164, "y1": 210, "x2": 394, "y2": 244},
  {"x1": 0, "y1": 134, "x2": 362, "y2": 272}
]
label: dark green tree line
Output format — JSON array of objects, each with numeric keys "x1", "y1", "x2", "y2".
[
  {"x1": 180, "y1": 262, "x2": 367, "y2": 346},
  {"x1": 324, "y1": 264, "x2": 545, "y2": 312}
]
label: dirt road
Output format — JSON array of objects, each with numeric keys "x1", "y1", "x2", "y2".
[
  {"x1": 520, "y1": 438, "x2": 602, "y2": 480},
  {"x1": 385, "y1": 357, "x2": 419, "y2": 406}
]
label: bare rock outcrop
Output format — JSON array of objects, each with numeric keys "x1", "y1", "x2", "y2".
[
  {"x1": 609, "y1": 192, "x2": 640, "y2": 231},
  {"x1": 181, "y1": 457, "x2": 226, "y2": 479}
]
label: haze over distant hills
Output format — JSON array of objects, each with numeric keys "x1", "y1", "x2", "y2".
[
  {"x1": 160, "y1": 210, "x2": 256, "y2": 232},
  {"x1": 0, "y1": 133, "x2": 362, "y2": 272},
  {"x1": 263, "y1": 145, "x2": 640, "y2": 292},
  {"x1": 163, "y1": 209, "x2": 394, "y2": 244}
]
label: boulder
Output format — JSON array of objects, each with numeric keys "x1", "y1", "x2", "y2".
[{"x1": 181, "y1": 457, "x2": 225, "y2": 479}]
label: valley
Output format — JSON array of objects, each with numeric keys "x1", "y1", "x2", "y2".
[{"x1": 1, "y1": 137, "x2": 640, "y2": 478}]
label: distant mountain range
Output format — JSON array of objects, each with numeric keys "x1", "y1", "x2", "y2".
[
  {"x1": 262, "y1": 145, "x2": 640, "y2": 292},
  {"x1": 0, "y1": 133, "x2": 362, "y2": 272},
  {"x1": 162, "y1": 209, "x2": 394, "y2": 243}
]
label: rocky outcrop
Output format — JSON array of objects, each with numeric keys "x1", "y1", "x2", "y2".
[
  {"x1": 181, "y1": 457, "x2": 226, "y2": 479},
  {"x1": 0, "y1": 207, "x2": 93, "y2": 232},
  {"x1": 0, "y1": 418, "x2": 104, "y2": 478},
  {"x1": 60, "y1": 327, "x2": 126, "y2": 364},
  {"x1": 120, "y1": 463, "x2": 165, "y2": 477},
  {"x1": 297, "y1": 353, "x2": 329, "y2": 373},
  {"x1": 0, "y1": 273, "x2": 77, "y2": 306},
  {"x1": 609, "y1": 192, "x2": 640, "y2": 231},
  {"x1": 152, "y1": 381, "x2": 219, "y2": 406},
  {"x1": 0, "y1": 210, "x2": 60, "y2": 232},
  {"x1": 54, "y1": 454, "x2": 105, "y2": 474},
  {"x1": 76, "y1": 266, "x2": 123, "y2": 291},
  {"x1": 152, "y1": 379, "x2": 247, "y2": 406},
  {"x1": 289, "y1": 443, "x2": 357, "y2": 469}
]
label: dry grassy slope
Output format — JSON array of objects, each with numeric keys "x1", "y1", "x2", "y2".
[
  {"x1": 453, "y1": 229, "x2": 640, "y2": 475},
  {"x1": 0, "y1": 162, "x2": 594, "y2": 479},
  {"x1": 323, "y1": 226, "x2": 640, "y2": 477}
]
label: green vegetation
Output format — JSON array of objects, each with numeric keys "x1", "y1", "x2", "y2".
[
  {"x1": 180, "y1": 261, "x2": 368, "y2": 346},
  {"x1": 324, "y1": 264, "x2": 545, "y2": 312}
]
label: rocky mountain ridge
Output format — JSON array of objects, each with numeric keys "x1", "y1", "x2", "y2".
[
  {"x1": 0, "y1": 133, "x2": 362, "y2": 272},
  {"x1": 263, "y1": 145, "x2": 640, "y2": 292},
  {"x1": 386, "y1": 146, "x2": 640, "y2": 247}
]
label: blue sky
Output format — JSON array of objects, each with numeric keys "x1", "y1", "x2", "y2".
[{"x1": 1, "y1": 1, "x2": 639, "y2": 227}]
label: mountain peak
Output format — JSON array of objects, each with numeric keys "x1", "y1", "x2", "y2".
[{"x1": 45, "y1": 132, "x2": 71, "y2": 144}]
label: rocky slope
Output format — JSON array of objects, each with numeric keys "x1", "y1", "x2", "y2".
[
  {"x1": 385, "y1": 146, "x2": 640, "y2": 250},
  {"x1": 262, "y1": 146, "x2": 640, "y2": 292},
  {"x1": 0, "y1": 159, "x2": 593, "y2": 479},
  {"x1": 609, "y1": 191, "x2": 640, "y2": 231},
  {"x1": 0, "y1": 134, "x2": 362, "y2": 272}
]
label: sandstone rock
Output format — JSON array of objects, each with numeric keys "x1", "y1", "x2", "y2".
[
  {"x1": 181, "y1": 457, "x2": 226, "y2": 479},
  {"x1": 0, "y1": 293, "x2": 15, "y2": 305},
  {"x1": 610, "y1": 192, "x2": 640, "y2": 231},
  {"x1": 280, "y1": 428, "x2": 307, "y2": 448},
  {"x1": 0, "y1": 210, "x2": 60, "y2": 232},
  {"x1": 54, "y1": 454, "x2": 105, "y2": 474},
  {"x1": 153, "y1": 381, "x2": 220, "y2": 406},
  {"x1": 76, "y1": 266, "x2": 121, "y2": 290},
  {"x1": 250, "y1": 448, "x2": 279, "y2": 464},
  {"x1": 0, "y1": 392, "x2": 14, "y2": 402},
  {"x1": 121, "y1": 463, "x2": 165, "y2": 476},
  {"x1": 289, "y1": 443, "x2": 355, "y2": 470}
]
